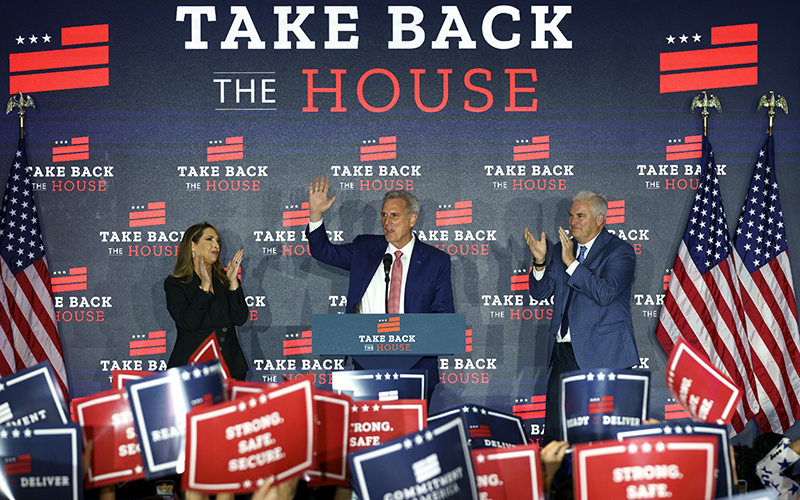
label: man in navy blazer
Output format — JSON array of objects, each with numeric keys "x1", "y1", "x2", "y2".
[
  {"x1": 306, "y1": 176, "x2": 455, "y2": 401},
  {"x1": 525, "y1": 190, "x2": 638, "y2": 445}
]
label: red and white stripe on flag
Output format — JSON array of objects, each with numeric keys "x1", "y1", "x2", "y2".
[
  {"x1": 731, "y1": 135, "x2": 800, "y2": 433},
  {"x1": 0, "y1": 138, "x2": 68, "y2": 399}
]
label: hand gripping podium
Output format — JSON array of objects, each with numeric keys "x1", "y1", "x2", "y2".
[{"x1": 311, "y1": 313, "x2": 466, "y2": 358}]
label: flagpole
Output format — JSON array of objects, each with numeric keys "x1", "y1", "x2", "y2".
[
  {"x1": 757, "y1": 91, "x2": 789, "y2": 136},
  {"x1": 690, "y1": 91, "x2": 721, "y2": 137},
  {"x1": 5, "y1": 92, "x2": 35, "y2": 139}
]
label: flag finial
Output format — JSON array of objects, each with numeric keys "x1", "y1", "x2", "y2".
[
  {"x1": 757, "y1": 91, "x2": 788, "y2": 136},
  {"x1": 690, "y1": 91, "x2": 721, "y2": 137},
  {"x1": 5, "y1": 92, "x2": 35, "y2": 138}
]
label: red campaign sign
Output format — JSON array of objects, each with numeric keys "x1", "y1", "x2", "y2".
[
  {"x1": 225, "y1": 379, "x2": 280, "y2": 400},
  {"x1": 112, "y1": 370, "x2": 156, "y2": 389},
  {"x1": 471, "y1": 444, "x2": 544, "y2": 500},
  {"x1": 183, "y1": 376, "x2": 315, "y2": 494},
  {"x1": 665, "y1": 338, "x2": 742, "y2": 425},
  {"x1": 347, "y1": 399, "x2": 427, "y2": 453},
  {"x1": 572, "y1": 435, "x2": 718, "y2": 500},
  {"x1": 190, "y1": 332, "x2": 232, "y2": 379},
  {"x1": 72, "y1": 387, "x2": 145, "y2": 489},
  {"x1": 306, "y1": 391, "x2": 352, "y2": 488}
]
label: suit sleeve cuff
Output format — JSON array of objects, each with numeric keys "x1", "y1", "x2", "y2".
[
  {"x1": 308, "y1": 218, "x2": 323, "y2": 232},
  {"x1": 566, "y1": 260, "x2": 580, "y2": 275}
]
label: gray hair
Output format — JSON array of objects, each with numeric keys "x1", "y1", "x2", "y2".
[
  {"x1": 572, "y1": 190, "x2": 607, "y2": 219},
  {"x1": 383, "y1": 190, "x2": 420, "y2": 217}
]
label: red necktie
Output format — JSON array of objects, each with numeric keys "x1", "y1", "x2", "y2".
[{"x1": 388, "y1": 250, "x2": 403, "y2": 313}]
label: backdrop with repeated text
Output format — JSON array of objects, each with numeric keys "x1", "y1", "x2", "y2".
[{"x1": 2, "y1": 0, "x2": 800, "y2": 442}]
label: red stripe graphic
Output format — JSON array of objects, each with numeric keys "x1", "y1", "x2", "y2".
[
  {"x1": 129, "y1": 202, "x2": 166, "y2": 227},
  {"x1": 52, "y1": 267, "x2": 88, "y2": 293},
  {"x1": 605, "y1": 200, "x2": 625, "y2": 225},
  {"x1": 470, "y1": 425, "x2": 492, "y2": 437},
  {"x1": 661, "y1": 67, "x2": 758, "y2": 94},
  {"x1": 207, "y1": 137, "x2": 244, "y2": 162},
  {"x1": 663, "y1": 274, "x2": 670, "y2": 291},
  {"x1": 513, "y1": 395, "x2": 547, "y2": 419},
  {"x1": 130, "y1": 331, "x2": 167, "y2": 356},
  {"x1": 513, "y1": 136, "x2": 550, "y2": 161},
  {"x1": 664, "y1": 403, "x2": 691, "y2": 420},
  {"x1": 588, "y1": 395, "x2": 614, "y2": 414},
  {"x1": 711, "y1": 23, "x2": 757, "y2": 45},
  {"x1": 62, "y1": 24, "x2": 109, "y2": 45},
  {"x1": 283, "y1": 202, "x2": 310, "y2": 227},
  {"x1": 53, "y1": 136, "x2": 90, "y2": 163},
  {"x1": 10, "y1": 68, "x2": 109, "y2": 94},
  {"x1": 4, "y1": 455, "x2": 32, "y2": 476},
  {"x1": 465, "y1": 328, "x2": 472, "y2": 353},
  {"x1": 377, "y1": 317, "x2": 401, "y2": 333},
  {"x1": 283, "y1": 330, "x2": 312, "y2": 355},
  {"x1": 666, "y1": 135, "x2": 702, "y2": 161},
  {"x1": 511, "y1": 274, "x2": 529, "y2": 292},
  {"x1": 436, "y1": 201, "x2": 473, "y2": 227},
  {"x1": 660, "y1": 45, "x2": 757, "y2": 72},
  {"x1": 10, "y1": 46, "x2": 108, "y2": 73},
  {"x1": 659, "y1": 24, "x2": 758, "y2": 94},
  {"x1": 360, "y1": 136, "x2": 397, "y2": 162},
  {"x1": 9, "y1": 24, "x2": 109, "y2": 94}
]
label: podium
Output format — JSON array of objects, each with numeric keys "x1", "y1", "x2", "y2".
[{"x1": 311, "y1": 313, "x2": 466, "y2": 357}]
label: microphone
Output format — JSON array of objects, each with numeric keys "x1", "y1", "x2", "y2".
[
  {"x1": 383, "y1": 254, "x2": 393, "y2": 282},
  {"x1": 383, "y1": 254, "x2": 393, "y2": 313}
]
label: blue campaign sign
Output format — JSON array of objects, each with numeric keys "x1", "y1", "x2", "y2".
[
  {"x1": 560, "y1": 369, "x2": 650, "y2": 445},
  {"x1": 615, "y1": 422, "x2": 735, "y2": 499},
  {"x1": 0, "y1": 422, "x2": 82, "y2": 500},
  {"x1": 126, "y1": 359, "x2": 226, "y2": 479},
  {"x1": 331, "y1": 369, "x2": 426, "y2": 401},
  {"x1": 0, "y1": 361, "x2": 69, "y2": 428},
  {"x1": 349, "y1": 415, "x2": 478, "y2": 500},
  {"x1": 428, "y1": 404, "x2": 526, "y2": 449}
]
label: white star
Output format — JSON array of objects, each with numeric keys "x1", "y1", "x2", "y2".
[
  {"x1": 656, "y1": 442, "x2": 666, "y2": 452},
  {"x1": 403, "y1": 438, "x2": 413, "y2": 449},
  {"x1": 192, "y1": 368, "x2": 201, "y2": 378},
  {"x1": 11, "y1": 429, "x2": 20, "y2": 438},
  {"x1": 414, "y1": 434, "x2": 424, "y2": 445},
  {"x1": 181, "y1": 371, "x2": 191, "y2": 381},
  {"x1": 259, "y1": 394, "x2": 268, "y2": 404},
  {"x1": 243, "y1": 480, "x2": 252, "y2": 488},
  {"x1": 692, "y1": 33, "x2": 701, "y2": 42},
  {"x1": 373, "y1": 404, "x2": 380, "y2": 412},
  {"x1": 679, "y1": 34, "x2": 688, "y2": 43},
  {"x1": 476, "y1": 454, "x2": 485, "y2": 463},
  {"x1": 238, "y1": 401, "x2": 247, "y2": 411},
  {"x1": 627, "y1": 443, "x2": 638, "y2": 454},
  {"x1": 607, "y1": 372, "x2": 616, "y2": 381},
  {"x1": 0, "y1": 429, "x2": 6, "y2": 438},
  {"x1": 375, "y1": 373, "x2": 382, "y2": 380},
  {"x1": 362, "y1": 404, "x2": 369, "y2": 412},
  {"x1": 42, "y1": 34, "x2": 51, "y2": 43},
  {"x1": 597, "y1": 372, "x2": 606, "y2": 381},
  {"x1": 424, "y1": 430, "x2": 433, "y2": 441},
  {"x1": 16, "y1": 36, "x2": 24, "y2": 44},
  {"x1": 29, "y1": 34, "x2": 38, "y2": 43},
  {"x1": 135, "y1": 465, "x2": 143, "y2": 473},
  {"x1": 351, "y1": 404, "x2": 358, "y2": 413},
  {"x1": 666, "y1": 35, "x2": 675, "y2": 44},
  {"x1": 249, "y1": 398, "x2": 257, "y2": 408},
  {"x1": 587, "y1": 372, "x2": 595, "y2": 381}
]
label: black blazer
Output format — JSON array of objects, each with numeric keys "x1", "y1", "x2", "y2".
[{"x1": 164, "y1": 272, "x2": 249, "y2": 379}]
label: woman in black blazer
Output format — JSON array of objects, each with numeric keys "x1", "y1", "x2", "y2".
[{"x1": 164, "y1": 222, "x2": 249, "y2": 380}]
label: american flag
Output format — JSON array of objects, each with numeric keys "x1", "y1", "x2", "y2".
[
  {"x1": 0, "y1": 137, "x2": 68, "y2": 399},
  {"x1": 732, "y1": 135, "x2": 800, "y2": 433},
  {"x1": 656, "y1": 136, "x2": 763, "y2": 433}
]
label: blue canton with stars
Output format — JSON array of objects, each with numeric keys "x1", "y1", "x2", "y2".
[
  {"x1": 683, "y1": 137, "x2": 732, "y2": 275},
  {"x1": 734, "y1": 136, "x2": 786, "y2": 274},
  {"x1": 0, "y1": 139, "x2": 45, "y2": 275}
]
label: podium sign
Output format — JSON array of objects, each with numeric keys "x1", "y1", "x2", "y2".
[{"x1": 311, "y1": 314, "x2": 466, "y2": 356}]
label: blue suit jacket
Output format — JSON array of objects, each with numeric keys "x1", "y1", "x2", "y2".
[
  {"x1": 529, "y1": 228, "x2": 639, "y2": 370},
  {"x1": 307, "y1": 222, "x2": 455, "y2": 314},
  {"x1": 307, "y1": 222, "x2": 455, "y2": 399}
]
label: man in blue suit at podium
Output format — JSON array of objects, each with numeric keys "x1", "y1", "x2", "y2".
[
  {"x1": 525, "y1": 190, "x2": 638, "y2": 445},
  {"x1": 306, "y1": 176, "x2": 455, "y2": 402}
]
